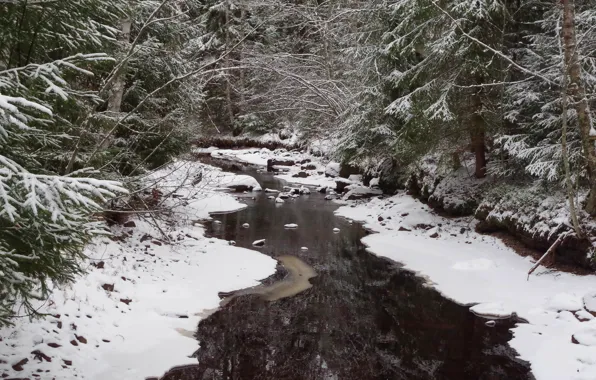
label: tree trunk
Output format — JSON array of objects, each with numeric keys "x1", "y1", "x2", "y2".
[
  {"x1": 470, "y1": 89, "x2": 486, "y2": 178},
  {"x1": 561, "y1": 0, "x2": 596, "y2": 215},
  {"x1": 224, "y1": 0, "x2": 235, "y2": 132},
  {"x1": 106, "y1": 20, "x2": 132, "y2": 113},
  {"x1": 238, "y1": 5, "x2": 246, "y2": 109},
  {"x1": 471, "y1": 127, "x2": 486, "y2": 178}
]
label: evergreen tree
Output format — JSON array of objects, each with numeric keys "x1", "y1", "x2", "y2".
[{"x1": 0, "y1": 0, "x2": 128, "y2": 323}]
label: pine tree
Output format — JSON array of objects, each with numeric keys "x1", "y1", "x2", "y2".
[
  {"x1": 0, "y1": 0, "x2": 127, "y2": 324},
  {"x1": 382, "y1": 0, "x2": 511, "y2": 178},
  {"x1": 497, "y1": 0, "x2": 596, "y2": 213}
]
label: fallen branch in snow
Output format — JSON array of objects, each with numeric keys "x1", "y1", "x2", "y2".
[{"x1": 527, "y1": 234, "x2": 566, "y2": 280}]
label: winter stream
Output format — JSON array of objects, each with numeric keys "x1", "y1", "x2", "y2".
[{"x1": 160, "y1": 166, "x2": 534, "y2": 380}]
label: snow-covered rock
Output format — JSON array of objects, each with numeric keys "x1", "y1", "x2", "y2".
[
  {"x1": 301, "y1": 247, "x2": 309, "y2": 251},
  {"x1": 220, "y1": 175, "x2": 262, "y2": 192},
  {"x1": 342, "y1": 186, "x2": 382, "y2": 200},
  {"x1": 275, "y1": 197, "x2": 285, "y2": 203},
  {"x1": 348, "y1": 174, "x2": 362, "y2": 183},
  {"x1": 583, "y1": 291, "x2": 596, "y2": 313},
  {"x1": 242, "y1": 223, "x2": 250, "y2": 228},
  {"x1": 299, "y1": 186, "x2": 311, "y2": 195},
  {"x1": 369, "y1": 177, "x2": 380, "y2": 188},
  {"x1": 573, "y1": 328, "x2": 596, "y2": 346},
  {"x1": 469, "y1": 302, "x2": 514, "y2": 318},
  {"x1": 268, "y1": 195, "x2": 275, "y2": 200},
  {"x1": 333, "y1": 228, "x2": 340, "y2": 233},
  {"x1": 252, "y1": 239, "x2": 266, "y2": 247},
  {"x1": 284, "y1": 223, "x2": 298, "y2": 229},
  {"x1": 265, "y1": 188, "x2": 279, "y2": 193},
  {"x1": 325, "y1": 162, "x2": 340, "y2": 177}
]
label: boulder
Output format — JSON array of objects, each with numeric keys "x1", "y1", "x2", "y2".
[
  {"x1": 342, "y1": 186, "x2": 383, "y2": 200},
  {"x1": 335, "y1": 177, "x2": 353, "y2": 193},
  {"x1": 292, "y1": 171, "x2": 309, "y2": 178},
  {"x1": 339, "y1": 163, "x2": 361, "y2": 178},
  {"x1": 267, "y1": 158, "x2": 296, "y2": 172},
  {"x1": 325, "y1": 162, "x2": 340, "y2": 177}
]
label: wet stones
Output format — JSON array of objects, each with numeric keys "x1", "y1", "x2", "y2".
[
  {"x1": 252, "y1": 239, "x2": 266, "y2": 247},
  {"x1": 267, "y1": 158, "x2": 295, "y2": 172}
]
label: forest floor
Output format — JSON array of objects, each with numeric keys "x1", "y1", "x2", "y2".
[{"x1": 0, "y1": 161, "x2": 277, "y2": 380}]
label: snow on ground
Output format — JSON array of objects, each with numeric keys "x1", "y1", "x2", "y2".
[
  {"x1": 0, "y1": 161, "x2": 277, "y2": 380},
  {"x1": 210, "y1": 148, "x2": 336, "y2": 188},
  {"x1": 335, "y1": 191, "x2": 596, "y2": 380}
]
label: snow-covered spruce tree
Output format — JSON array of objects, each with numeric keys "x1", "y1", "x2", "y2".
[
  {"x1": 335, "y1": 0, "x2": 399, "y2": 175},
  {"x1": 382, "y1": 0, "x2": 511, "y2": 178},
  {"x1": 0, "y1": 0, "x2": 127, "y2": 324},
  {"x1": 0, "y1": 0, "x2": 127, "y2": 174},
  {"x1": 497, "y1": 0, "x2": 596, "y2": 213}
]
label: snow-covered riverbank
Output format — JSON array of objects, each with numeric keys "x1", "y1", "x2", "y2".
[
  {"x1": 0, "y1": 161, "x2": 276, "y2": 380},
  {"x1": 208, "y1": 147, "x2": 337, "y2": 188},
  {"x1": 335, "y1": 193, "x2": 596, "y2": 380}
]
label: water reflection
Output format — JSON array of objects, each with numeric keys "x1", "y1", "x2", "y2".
[{"x1": 161, "y1": 170, "x2": 533, "y2": 380}]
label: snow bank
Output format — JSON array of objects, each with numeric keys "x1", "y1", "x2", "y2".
[
  {"x1": 335, "y1": 191, "x2": 596, "y2": 380},
  {"x1": 0, "y1": 161, "x2": 276, "y2": 380}
]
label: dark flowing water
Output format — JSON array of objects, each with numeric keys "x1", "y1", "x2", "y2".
[{"x1": 161, "y1": 169, "x2": 533, "y2": 380}]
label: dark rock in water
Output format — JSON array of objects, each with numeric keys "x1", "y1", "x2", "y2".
[
  {"x1": 123, "y1": 220, "x2": 136, "y2": 228},
  {"x1": 399, "y1": 226, "x2": 411, "y2": 231},
  {"x1": 429, "y1": 231, "x2": 439, "y2": 238},
  {"x1": 318, "y1": 186, "x2": 328, "y2": 193},
  {"x1": 335, "y1": 178, "x2": 353, "y2": 193},
  {"x1": 301, "y1": 164, "x2": 317, "y2": 170},
  {"x1": 290, "y1": 188, "x2": 300, "y2": 195},
  {"x1": 227, "y1": 185, "x2": 253, "y2": 192},
  {"x1": 343, "y1": 186, "x2": 383, "y2": 200},
  {"x1": 292, "y1": 171, "x2": 309, "y2": 178},
  {"x1": 267, "y1": 158, "x2": 295, "y2": 172},
  {"x1": 339, "y1": 163, "x2": 361, "y2": 178},
  {"x1": 300, "y1": 158, "x2": 312, "y2": 164},
  {"x1": 252, "y1": 239, "x2": 266, "y2": 247},
  {"x1": 378, "y1": 216, "x2": 384, "y2": 222}
]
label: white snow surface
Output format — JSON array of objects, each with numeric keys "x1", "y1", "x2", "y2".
[
  {"x1": 284, "y1": 223, "x2": 298, "y2": 228},
  {"x1": 0, "y1": 161, "x2": 277, "y2": 380},
  {"x1": 335, "y1": 191, "x2": 596, "y2": 380}
]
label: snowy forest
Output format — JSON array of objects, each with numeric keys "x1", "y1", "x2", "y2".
[{"x1": 2, "y1": 0, "x2": 596, "y2": 378}]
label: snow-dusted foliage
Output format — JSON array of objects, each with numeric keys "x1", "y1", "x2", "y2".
[
  {"x1": 0, "y1": 0, "x2": 130, "y2": 324},
  {"x1": 496, "y1": 2, "x2": 596, "y2": 182},
  {"x1": 0, "y1": 90, "x2": 126, "y2": 324}
]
